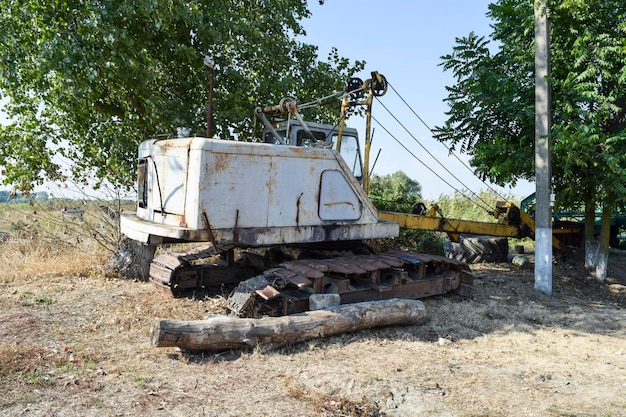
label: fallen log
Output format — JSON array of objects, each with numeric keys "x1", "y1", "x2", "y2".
[{"x1": 150, "y1": 298, "x2": 428, "y2": 352}]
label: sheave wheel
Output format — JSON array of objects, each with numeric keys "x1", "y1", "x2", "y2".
[{"x1": 443, "y1": 234, "x2": 509, "y2": 264}]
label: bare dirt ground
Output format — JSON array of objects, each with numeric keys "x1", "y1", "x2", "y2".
[{"x1": 0, "y1": 241, "x2": 624, "y2": 417}]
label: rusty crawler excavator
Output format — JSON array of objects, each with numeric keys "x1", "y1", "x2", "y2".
[{"x1": 120, "y1": 72, "x2": 577, "y2": 318}]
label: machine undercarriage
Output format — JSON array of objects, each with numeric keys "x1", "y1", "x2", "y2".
[{"x1": 147, "y1": 241, "x2": 472, "y2": 318}]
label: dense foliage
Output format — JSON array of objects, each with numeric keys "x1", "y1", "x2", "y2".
[
  {"x1": 434, "y1": 0, "x2": 626, "y2": 211},
  {"x1": 0, "y1": 0, "x2": 364, "y2": 191},
  {"x1": 367, "y1": 171, "x2": 443, "y2": 255},
  {"x1": 368, "y1": 171, "x2": 423, "y2": 213}
]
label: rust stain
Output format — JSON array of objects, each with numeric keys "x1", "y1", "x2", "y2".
[
  {"x1": 296, "y1": 193, "x2": 303, "y2": 225},
  {"x1": 323, "y1": 201, "x2": 355, "y2": 208},
  {"x1": 212, "y1": 153, "x2": 229, "y2": 173},
  {"x1": 159, "y1": 140, "x2": 178, "y2": 150},
  {"x1": 267, "y1": 160, "x2": 277, "y2": 192},
  {"x1": 289, "y1": 147, "x2": 309, "y2": 157}
]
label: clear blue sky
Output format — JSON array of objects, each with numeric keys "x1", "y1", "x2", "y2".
[{"x1": 302, "y1": 0, "x2": 534, "y2": 200}]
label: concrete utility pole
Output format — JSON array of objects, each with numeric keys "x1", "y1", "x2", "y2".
[{"x1": 534, "y1": 0, "x2": 552, "y2": 295}]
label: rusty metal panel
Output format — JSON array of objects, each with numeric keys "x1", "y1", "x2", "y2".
[
  {"x1": 267, "y1": 267, "x2": 300, "y2": 282},
  {"x1": 151, "y1": 278, "x2": 176, "y2": 297},
  {"x1": 149, "y1": 262, "x2": 175, "y2": 285},
  {"x1": 147, "y1": 141, "x2": 189, "y2": 219},
  {"x1": 286, "y1": 275, "x2": 313, "y2": 288},
  {"x1": 293, "y1": 259, "x2": 330, "y2": 273},
  {"x1": 350, "y1": 255, "x2": 390, "y2": 271},
  {"x1": 322, "y1": 258, "x2": 367, "y2": 275},
  {"x1": 280, "y1": 261, "x2": 325, "y2": 279},
  {"x1": 255, "y1": 285, "x2": 281, "y2": 300},
  {"x1": 375, "y1": 254, "x2": 405, "y2": 268},
  {"x1": 187, "y1": 138, "x2": 378, "y2": 231},
  {"x1": 120, "y1": 212, "x2": 398, "y2": 245},
  {"x1": 192, "y1": 139, "x2": 338, "y2": 230},
  {"x1": 152, "y1": 254, "x2": 188, "y2": 270}
]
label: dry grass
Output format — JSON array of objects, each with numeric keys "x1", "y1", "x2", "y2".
[
  {"x1": 0, "y1": 238, "x2": 106, "y2": 284},
  {"x1": 0, "y1": 232, "x2": 624, "y2": 417}
]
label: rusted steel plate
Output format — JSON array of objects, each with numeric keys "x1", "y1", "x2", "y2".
[
  {"x1": 267, "y1": 267, "x2": 299, "y2": 281},
  {"x1": 149, "y1": 262, "x2": 175, "y2": 284},
  {"x1": 404, "y1": 250, "x2": 465, "y2": 266},
  {"x1": 286, "y1": 275, "x2": 312, "y2": 288},
  {"x1": 168, "y1": 243, "x2": 231, "y2": 262},
  {"x1": 413, "y1": 253, "x2": 445, "y2": 263},
  {"x1": 152, "y1": 254, "x2": 188, "y2": 270},
  {"x1": 255, "y1": 285, "x2": 281, "y2": 300},
  {"x1": 375, "y1": 253, "x2": 405, "y2": 268},
  {"x1": 388, "y1": 251, "x2": 423, "y2": 265},
  {"x1": 185, "y1": 243, "x2": 215, "y2": 253},
  {"x1": 323, "y1": 258, "x2": 367, "y2": 274},
  {"x1": 349, "y1": 255, "x2": 390, "y2": 271},
  {"x1": 292, "y1": 259, "x2": 330, "y2": 273},
  {"x1": 280, "y1": 261, "x2": 325, "y2": 279},
  {"x1": 227, "y1": 274, "x2": 273, "y2": 314},
  {"x1": 370, "y1": 254, "x2": 402, "y2": 268}
]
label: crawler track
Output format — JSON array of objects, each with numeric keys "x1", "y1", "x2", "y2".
[
  {"x1": 148, "y1": 244, "x2": 472, "y2": 317},
  {"x1": 227, "y1": 250, "x2": 472, "y2": 317},
  {"x1": 149, "y1": 243, "x2": 259, "y2": 296}
]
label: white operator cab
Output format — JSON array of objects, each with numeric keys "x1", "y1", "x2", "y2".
[{"x1": 120, "y1": 120, "x2": 398, "y2": 246}]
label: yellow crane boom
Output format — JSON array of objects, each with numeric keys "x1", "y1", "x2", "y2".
[{"x1": 378, "y1": 201, "x2": 580, "y2": 251}]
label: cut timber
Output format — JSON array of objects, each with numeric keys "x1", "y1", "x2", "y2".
[{"x1": 150, "y1": 298, "x2": 428, "y2": 352}]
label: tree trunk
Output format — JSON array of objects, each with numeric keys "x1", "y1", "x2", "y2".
[
  {"x1": 584, "y1": 200, "x2": 597, "y2": 272},
  {"x1": 595, "y1": 203, "x2": 612, "y2": 281},
  {"x1": 151, "y1": 298, "x2": 428, "y2": 352},
  {"x1": 107, "y1": 236, "x2": 157, "y2": 281}
]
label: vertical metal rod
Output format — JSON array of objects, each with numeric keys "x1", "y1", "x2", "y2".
[
  {"x1": 336, "y1": 95, "x2": 349, "y2": 153},
  {"x1": 534, "y1": 0, "x2": 552, "y2": 295},
  {"x1": 204, "y1": 56, "x2": 215, "y2": 138},
  {"x1": 207, "y1": 67, "x2": 214, "y2": 137},
  {"x1": 363, "y1": 93, "x2": 373, "y2": 194}
]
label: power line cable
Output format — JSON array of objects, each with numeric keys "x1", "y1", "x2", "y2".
[
  {"x1": 386, "y1": 81, "x2": 510, "y2": 202},
  {"x1": 370, "y1": 113, "x2": 495, "y2": 215},
  {"x1": 373, "y1": 99, "x2": 497, "y2": 215}
]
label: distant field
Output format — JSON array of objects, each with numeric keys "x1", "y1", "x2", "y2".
[{"x1": 0, "y1": 199, "x2": 135, "y2": 254}]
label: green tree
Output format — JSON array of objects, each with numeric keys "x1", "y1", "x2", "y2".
[
  {"x1": 368, "y1": 171, "x2": 442, "y2": 254},
  {"x1": 369, "y1": 171, "x2": 423, "y2": 213},
  {"x1": 434, "y1": 0, "x2": 626, "y2": 280},
  {"x1": 0, "y1": 0, "x2": 364, "y2": 191}
]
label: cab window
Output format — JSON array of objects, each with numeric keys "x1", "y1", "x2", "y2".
[{"x1": 334, "y1": 135, "x2": 363, "y2": 179}]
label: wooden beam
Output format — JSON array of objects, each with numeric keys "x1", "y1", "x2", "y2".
[{"x1": 150, "y1": 298, "x2": 428, "y2": 352}]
